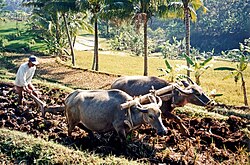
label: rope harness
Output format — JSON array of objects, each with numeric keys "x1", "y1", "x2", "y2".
[{"x1": 124, "y1": 106, "x2": 134, "y2": 131}]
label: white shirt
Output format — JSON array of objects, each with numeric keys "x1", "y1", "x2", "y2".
[{"x1": 15, "y1": 62, "x2": 36, "y2": 87}]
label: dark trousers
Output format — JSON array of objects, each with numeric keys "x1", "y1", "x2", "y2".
[{"x1": 14, "y1": 84, "x2": 38, "y2": 105}]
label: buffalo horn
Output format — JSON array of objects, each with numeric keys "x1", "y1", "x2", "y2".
[
  {"x1": 148, "y1": 94, "x2": 156, "y2": 103},
  {"x1": 187, "y1": 77, "x2": 197, "y2": 85},
  {"x1": 181, "y1": 80, "x2": 190, "y2": 87},
  {"x1": 135, "y1": 102, "x2": 149, "y2": 113},
  {"x1": 175, "y1": 85, "x2": 193, "y2": 95},
  {"x1": 148, "y1": 94, "x2": 162, "y2": 107},
  {"x1": 155, "y1": 95, "x2": 162, "y2": 107}
]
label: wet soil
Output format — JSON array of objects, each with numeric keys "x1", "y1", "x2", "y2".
[{"x1": 0, "y1": 82, "x2": 249, "y2": 164}]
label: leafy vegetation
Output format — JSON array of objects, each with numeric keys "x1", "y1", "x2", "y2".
[
  {"x1": 184, "y1": 53, "x2": 213, "y2": 85},
  {"x1": 2, "y1": 0, "x2": 249, "y2": 55},
  {"x1": 214, "y1": 40, "x2": 249, "y2": 106},
  {"x1": 0, "y1": 19, "x2": 47, "y2": 53},
  {"x1": 157, "y1": 59, "x2": 186, "y2": 82},
  {"x1": 151, "y1": 0, "x2": 250, "y2": 53}
]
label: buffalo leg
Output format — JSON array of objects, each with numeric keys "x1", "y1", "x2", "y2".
[
  {"x1": 113, "y1": 122, "x2": 127, "y2": 143},
  {"x1": 164, "y1": 111, "x2": 189, "y2": 136},
  {"x1": 68, "y1": 121, "x2": 77, "y2": 136},
  {"x1": 66, "y1": 114, "x2": 78, "y2": 136}
]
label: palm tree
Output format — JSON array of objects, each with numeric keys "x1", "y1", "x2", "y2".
[
  {"x1": 92, "y1": 0, "x2": 135, "y2": 71},
  {"x1": 46, "y1": 0, "x2": 91, "y2": 65},
  {"x1": 129, "y1": 0, "x2": 168, "y2": 76},
  {"x1": 44, "y1": 1, "x2": 76, "y2": 65},
  {"x1": 183, "y1": 0, "x2": 206, "y2": 77},
  {"x1": 87, "y1": 0, "x2": 103, "y2": 71},
  {"x1": 158, "y1": 0, "x2": 207, "y2": 77},
  {"x1": 102, "y1": 0, "x2": 168, "y2": 75},
  {"x1": 105, "y1": 0, "x2": 168, "y2": 75}
]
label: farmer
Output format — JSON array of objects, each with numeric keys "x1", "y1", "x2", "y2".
[{"x1": 14, "y1": 55, "x2": 39, "y2": 106}]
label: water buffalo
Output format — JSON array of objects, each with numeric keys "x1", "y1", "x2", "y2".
[
  {"x1": 65, "y1": 89, "x2": 167, "y2": 142},
  {"x1": 111, "y1": 76, "x2": 212, "y2": 135}
]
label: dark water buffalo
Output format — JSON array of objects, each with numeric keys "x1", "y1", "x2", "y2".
[
  {"x1": 111, "y1": 76, "x2": 212, "y2": 135},
  {"x1": 65, "y1": 89, "x2": 166, "y2": 142}
]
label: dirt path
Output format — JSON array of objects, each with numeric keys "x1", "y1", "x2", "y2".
[
  {"x1": 74, "y1": 36, "x2": 94, "y2": 51},
  {"x1": 13, "y1": 55, "x2": 120, "y2": 90}
]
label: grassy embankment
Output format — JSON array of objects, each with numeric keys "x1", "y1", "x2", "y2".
[{"x1": 0, "y1": 129, "x2": 143, "y2": 165}]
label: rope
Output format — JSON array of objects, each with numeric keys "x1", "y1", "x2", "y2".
[{"x1": 124, "y1": 106, "x2": 134, "y2": 131}]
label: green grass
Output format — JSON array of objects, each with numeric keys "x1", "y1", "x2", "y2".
[
  {"x1": 0, "y1": 18, "x2": 47, "y2": 53},
  {"x1": 0, "y1": 128, "x2": 144, "y2": 165}
]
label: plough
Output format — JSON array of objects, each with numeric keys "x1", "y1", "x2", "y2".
[{"x1": 28, "y1": 93, "x2": 64, "y2": 117}]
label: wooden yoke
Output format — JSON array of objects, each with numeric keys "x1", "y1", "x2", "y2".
[{"x1": 120, "y1": 83, "x2": 176, "y2": 110}]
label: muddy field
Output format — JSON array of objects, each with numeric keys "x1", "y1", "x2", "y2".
[{"x1": 0, "y1": 82, "x2": 249, "y2": 164}]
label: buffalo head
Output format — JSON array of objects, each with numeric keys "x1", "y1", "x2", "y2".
[
  {"x1": 170, "y1": 78, "x2": 212, "y2": 107},
  {"x1": 134, "y1": 95, "x2": 167, "y2": 136}
]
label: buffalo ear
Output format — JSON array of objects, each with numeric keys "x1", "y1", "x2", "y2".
[{"x1": 181, "y1": 80, "x2": 190, "y2": 87}]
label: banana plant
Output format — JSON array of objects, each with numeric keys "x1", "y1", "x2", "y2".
[
  {"x1": 214, "y1": 55, "x2": 248, "y2": 106},
  {"x1": 184, "y1": 53, "x2": 213, "y2": 85},
  {"x1": 158, "y1": 59, "x2": 186, "y2": 82}
]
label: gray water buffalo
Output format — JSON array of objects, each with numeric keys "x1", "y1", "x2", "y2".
[
  {"x1": 111, "y1": 76, "x2": 213, "y2": 135},
  {"x1": 65, "y1": 89, "x2": 167, "y2": 142}
]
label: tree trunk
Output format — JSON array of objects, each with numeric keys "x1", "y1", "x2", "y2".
[
  {"x1": 184, "y1": 7, "x2": 191, "y2": 77},
  {"x1": 55, "y1": 13, "x2": 61, "y2": 55},
  {"x1": 106, "y1": 20, "x2": 109, "y2": 37},
  {"x1": 73, "y1": 36, "x2": 76, "y2": 47},
  {"x1": 241, "y1": 75, "x2": 248, "y2": 106},
  {"x1": 92, "y1": 17, "x2": 98, "y2": 71},
  {"x1": 143, "y1": 16, "x2": 148, "y2": 76},
  {"x1": 63, "y1": 13, "x2": 75, "y2": 66}
]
